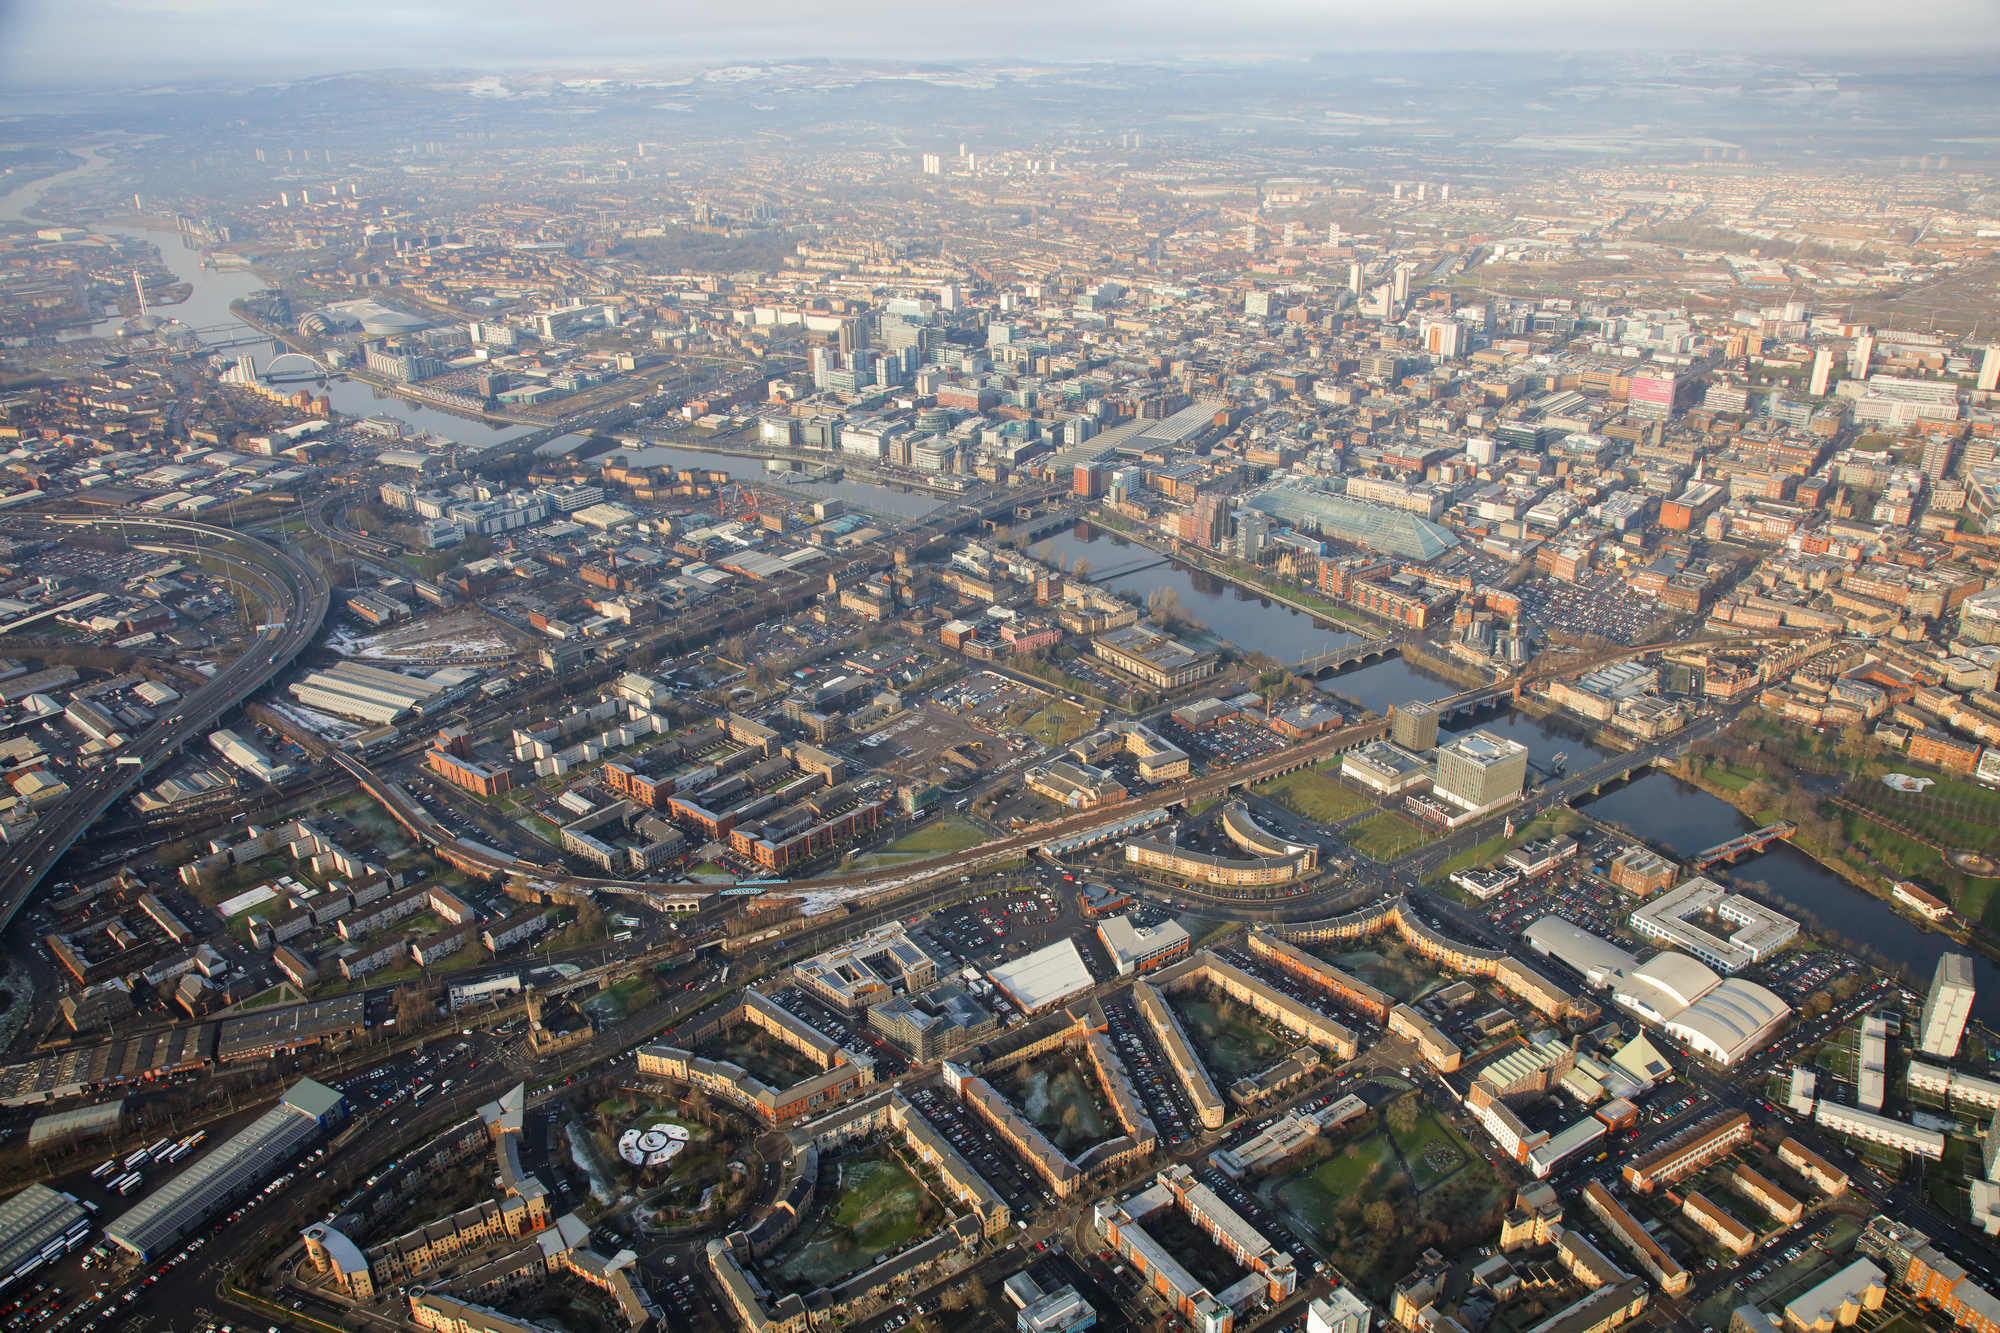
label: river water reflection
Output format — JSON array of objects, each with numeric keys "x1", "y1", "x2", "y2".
[{"x1": 1580, "y1": 771, "x2": 2000, "y2": 1025}]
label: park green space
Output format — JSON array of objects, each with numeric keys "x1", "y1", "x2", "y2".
[
  {"x1": 1256, "y1": 767, "x2": 1373, "y2": 823},
  {"x1": 1348, "y1": 811, "x2": 1431, "y2": 862}
]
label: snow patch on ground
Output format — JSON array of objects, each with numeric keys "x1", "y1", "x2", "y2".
[
  {"x1": 268, "y1": 702, "x2": 364, "y2": 740},
  {"x1": 324, "y1": 624, "x2": 510, "y2": 660},
  {"x1": 570, "y1": 1130, "x2": 616, "y2": 1205}
]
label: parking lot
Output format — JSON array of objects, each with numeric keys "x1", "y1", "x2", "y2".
[
  {"x1": 1158, "y1": 715, "x2": 1289, "y2": 768},
  {"x1": 1098, "y1": 993, "x2": 1199, "y2": 1145},
  {"x1": 1515, "y1": 572, "x2": 1663, "y2": 647},
  {"x1": 907, "y1": 1085, "x2": 1054, "y2": 1220},
  {"x1": 1479, "y1": 869, "x2": 1627, "y2": 941}
]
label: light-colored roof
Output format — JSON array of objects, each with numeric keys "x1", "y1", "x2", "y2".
[
  {"x1": 1665, "y1": 979, "x2": 1791, "y2": 1064},
  {"x1": 986, "y1": 938, "x2": 1095, "y2": 1012},
  {"x1": 1627, "y1": 952, "x2": 1722, "y2": 1013},
  {"x1": 1523, "y1": 917, "x2": 1636, "y2": 987}
]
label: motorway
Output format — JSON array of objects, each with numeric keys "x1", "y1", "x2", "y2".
[{"x1": 0, "y1": 516, "x2": 329, "y2": 936}]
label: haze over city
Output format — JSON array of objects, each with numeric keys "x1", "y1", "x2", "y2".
[{"x1": 0, "y1": 14, "x2": 1997, "y2": 1333}]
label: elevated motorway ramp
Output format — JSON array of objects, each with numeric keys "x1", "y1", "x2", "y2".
[{"x1": 0, "y1": 516, "x2": 330, "y2": 932}]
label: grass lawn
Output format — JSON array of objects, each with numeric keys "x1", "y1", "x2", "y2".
[
  {"x1": 773, "y1": 1151, "x2": 942, "y2": 1290},
  {"x1": 234, "y1": 983, "x2": 300, "y2": 1011},
  {"x1": 519, "y1": 813, "x2": 562, "y2": 845},
  {"x1": 1302, "y1": 1131, "x2": 1399, "y2": 1202},
  {"x1": 1395, "y1": 1111, "x2": 1471, "y2": 1190},
  {"x1": 1023, "y1": 701, "x2": 1098, "y2": 748},
  {"x1": 1429, "y1": 808, "x2": 1585, "y2": 881},
  {"x1": 1256, "y1": 768, "x2": 1373, "y2": 823},
  {"x1": 687, "y1": 861, "x2": 734, "y2": 880},
  {"x1": 884, "y1": 816, "x2": 987, "y2": 854},
  {"x1": 1349, "y1": 811, "x2": 1431, "y2": 862}
]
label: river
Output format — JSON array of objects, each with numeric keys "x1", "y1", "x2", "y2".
[
  {"x1": 15, "y1": 201, "x2": 949, "y2": 520},
  {"x1": 1579, "y1": 772, "x2": 2000, "y2": 1025},
  {"x1": 16, "y1": 152, "x2": 1974, "y2": 1007}
]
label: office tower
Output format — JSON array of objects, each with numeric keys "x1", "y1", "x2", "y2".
[
  {"x1": 1327, "y1": 222, "x2": 1342, "y2": 245},
  {"x1": 1073, "y1": 463, "x2": 1109, "y2": 500},
  {"x1": 1194, "y1": 492, "x2": 1230, "y2": 549},
  {"x1": 939, "y1": 284, "x2": 962, "y2": 309},
  {"x1": 1348, "y1": 262, "x2": 1362, "y2": 295},
  {"x1": 1809, "y1": 347, "x2": 1832, "y2": 397},
  {"x1": 1392, "y1": 264, "x2": 1412, "y2": 304},
  {"x1": 1283, "y1": 223, "x2": 1297, "y2": 247},
  {"x1": 1850, "y1": 334, "x2": 1874, "y2": 379},
  {"x1": 1373, "y1": 286, "x2": 1394, "y2": 322},
  {"x1": 1922, "y1": 436, "x2": 1955, "y2": 480},
  {"x1": 1918, "y1": 953, "x2": 1976, "y2": 1058},
  {"x1": 1424, "y1": 318, "x2": 1463, "y2": 360},
  {"x1": 1390, "y1": 702, "x2": 1440, "y2": 752},
  {"x1": 922, "y1": 153, "x2": 941, "y2": 175},
  {"x1": 1978, "y1": 346, "x2": 2000, "y2": 393},
  {"x1": 1433, "y1": 731, "x2": 1529, "y2": 813},
  {"x1": 1240, "y1": 225, "x2": 1257, "y2": 252}
]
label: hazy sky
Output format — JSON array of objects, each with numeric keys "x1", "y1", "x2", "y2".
[{"x1": 3, "y1": 0, "x2": 1999, "y2": 87}]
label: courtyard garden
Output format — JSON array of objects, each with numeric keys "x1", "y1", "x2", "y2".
[
  {"x1": 990, "y1": 1048, "x2": 1118, "y2": 1153},
  {"x1": 771, "y1": 1147, "x2": 949, "y2": 1291},
  {"x1": 1169, "y1": 985, "x2": 1290, "y2": 1080}
]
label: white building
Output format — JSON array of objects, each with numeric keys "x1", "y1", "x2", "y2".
[
  {"x1": 1812, "y1": 1103, "x2": 1944, "y2": 1159},
  {"x1": 1308, "y1": 1287, "x2": 1372, "y2": 1333},
  {"x1": 1917, "y1": 953, "x2": 1975, "y2": 1058},
  {"x1": 1628, "y1": 877, "x2": 1797, "y2": 973}
]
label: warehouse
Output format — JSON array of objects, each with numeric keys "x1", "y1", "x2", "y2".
[
  {"x1": 987, "y1": 939, "x2": 1096, "y2": 1014},
  {"x1": 288, "y1": 661, "x2": 461, "y2": 725},
  {"x1": 105, "y1": 1079, "x2": 347, "y2": 1260},
  {"x1": 0, "y1": 1184, "x2": 89, "y2": 1288}
]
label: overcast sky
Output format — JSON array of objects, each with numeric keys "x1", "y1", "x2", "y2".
[{"x1": 3, "y1": 0, "x2": 1999, "y2": 88}]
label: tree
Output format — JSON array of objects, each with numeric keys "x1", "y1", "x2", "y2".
[
  {"x1": 1362, "y1": 1200, "x2": 1399, "y2": 1240},
  {"x1": 1073, "y1": 558, "x2": 1092, "y2": 582},
  {"x1": 394, "y1": 983, "x2": 435, "y2": 1031},
  {"x1": 1386, "y1": 1094, "x2": 1420, "y2": 1138}
]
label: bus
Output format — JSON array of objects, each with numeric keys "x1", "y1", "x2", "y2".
[
  {"x1": 412, "y1": 1083, "x2": 436, "y2": 1106},
  {"x1": 89, "y1": 1161, "x2": 117, "y2": 1180},
  {"x1": 123, "y1": 1150, "x2": 149, "y2": 1171},
  {"x1": 145, "y1": 1138, "x2": 172, "y2": 1161},
  {"x1": 110, "y1": 1173, "x2": 142, "y2": 1196}
]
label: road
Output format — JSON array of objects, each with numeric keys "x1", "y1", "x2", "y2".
[{"x1": 0, "y1": 515, "x2": 328, "y2": 936}]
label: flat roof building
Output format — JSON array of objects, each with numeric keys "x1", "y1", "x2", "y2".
[
  {"x1": 1341, "y1": 740, "x2": 1433, "y2": 795},
  {"x1": 1812, "y1": 1103, "x2": 1944, "y2": 1159},
  {"x1": 106, "y1": 1079, "x2": 347, "y2": 1259},
  {"x1": 0, "y1": 1184, "x2": 88, "y2": 1287},
  {"x1": 1434, "y1": 730, "x2": 1529, "y2": 814},
  {"x1": 987, "y1": 938, "x2": 1096, "y2": 1013},
  {"x1": 794, "y1": 925, "x2": 940, "y2": 1011},
  {"x1": 1918, "y1": 953, "x2": 1975, "y2": 1058},
  {"x1": 1097, "y1": 916, "x2": 1192, "y2": 976},
  {"x1": 1628, "y1": 877, "x2": 1798, "y2": 974}
]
